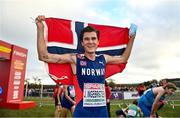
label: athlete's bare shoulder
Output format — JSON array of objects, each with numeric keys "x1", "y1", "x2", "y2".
[{"x1": 76, "y1": 53, "x2": 85, "y2": 59}]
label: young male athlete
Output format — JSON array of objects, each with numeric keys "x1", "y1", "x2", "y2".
[
  {"x1": 105, "y1": 80, "x2": 111, "y2": 117},
  {"x1": 36, "y1": 15, "x2": 136, "y2": 117},
  {"x1": 138, "y1": 82, "x2": 177, "y2": 117}
]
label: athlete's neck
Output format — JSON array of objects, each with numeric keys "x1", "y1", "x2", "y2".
[{"x1": 84, "y1": 52, "x2": 96, "y2": 61}]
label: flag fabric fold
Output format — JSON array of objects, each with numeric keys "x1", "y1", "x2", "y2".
[{"x1": 44, "y1": 18, "x2": 129, "y2": 84}]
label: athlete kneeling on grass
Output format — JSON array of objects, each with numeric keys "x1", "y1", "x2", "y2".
[
  {"x1": 138, "y1": 82, "x2": 177, "y2": 117},
  {"x1": 36, "y1": 15, "x2": 136, "y2": 117}
]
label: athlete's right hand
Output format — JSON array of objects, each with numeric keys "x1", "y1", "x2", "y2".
[{"x1": 35, "y1": 15, "x2": 45, "y2": 29}]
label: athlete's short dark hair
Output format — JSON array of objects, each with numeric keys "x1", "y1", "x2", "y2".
[
  {"x1": 80, "y1": 26, "x2": 99, "y2": 42},
  {"x1": 163, "y1": 82, "x2": 177, "y2": 90}
]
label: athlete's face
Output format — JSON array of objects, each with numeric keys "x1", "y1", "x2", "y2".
[
  {"x1": 81, "y1": 32, "x2": 99, "y2": 54},
  {"x1": 166, "y1": 88, "x2": 175, "y2": 95}
]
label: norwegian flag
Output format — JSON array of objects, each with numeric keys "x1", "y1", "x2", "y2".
[{"x1": 44, "y1": 18, "x2": 129, "y2": 84}]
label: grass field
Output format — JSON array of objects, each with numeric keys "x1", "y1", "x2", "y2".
[{"x1": 0, "y1": 95, "x2": 180, "y2": 117}]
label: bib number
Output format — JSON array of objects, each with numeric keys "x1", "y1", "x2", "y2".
[
  {"x1": 128, "y1": 109, "x2": 137, "y2": 116},
  {"x1": 83, "y1": 83, "x2": 106, "y2": 107}
]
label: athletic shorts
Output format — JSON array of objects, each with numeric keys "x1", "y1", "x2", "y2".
[
  {"x1": 61, "y1": 95, "x2": 74, "y2": 110},
  {"x1": 73, "y1": 101, "x2": 108, "y2": 117}
]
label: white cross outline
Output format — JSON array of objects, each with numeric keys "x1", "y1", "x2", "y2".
[{"x1": 44, "y1": 21, "x2": 78, "y2": 49}]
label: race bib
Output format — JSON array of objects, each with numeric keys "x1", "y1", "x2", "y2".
[
  {"x1": 83, "y1": 83, "x2": 106, "y2": 107},
  {"x1": 128, "y1": 109, "x2": 137, "y2": 116}
]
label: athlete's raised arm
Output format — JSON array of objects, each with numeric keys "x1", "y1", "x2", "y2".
[
  {"x1": 104, "y1": 33, "x2": 135, "y2": 64},
  {"x1": 36, "y1": 15, "x2": 75, "y2": 64}
]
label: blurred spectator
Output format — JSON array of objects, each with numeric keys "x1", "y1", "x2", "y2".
[
  {"x1": 53, "y1": 83, "x2": 64, "y2": 117},
  {"x1": 159, "y1": 79, "x2": 168, "y2": 86},
  {"x1": 149, "y1": 79, "x2": 158, "y2": 88},
  {"x1": 105, "y1": 80, "x2": 111, "y2": 117},
  {"x1": 137, "y1": 83, "x2": 146, "y2": 96},
  {"x1": 129, "y1": 86, "x2": 135, "y2": 91},
  {"x1": 144, "y1": 81, "x2": 151, "y2": 89}
]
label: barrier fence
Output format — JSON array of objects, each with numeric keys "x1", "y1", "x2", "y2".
[{"x1": 25, "y1": 88, "x2": 180, "y2": 109}]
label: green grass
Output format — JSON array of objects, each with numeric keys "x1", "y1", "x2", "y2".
[
  {"x1": 0, "y1": 97, "x2": 55, "y2": 117},
  {"x1": 158, "y1": 103, "x2": 180, "y2": 117},
  {"x1": 0, "y1": 97, "x2": 180, "y2": 117}
]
